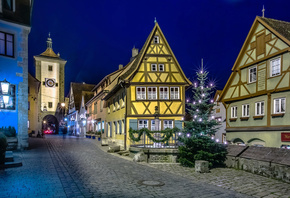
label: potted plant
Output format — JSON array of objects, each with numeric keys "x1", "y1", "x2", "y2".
[
  {"x1": 95, "y1": 131, "x2": 102, "y2": 141},
  {"x1": 0, "y1": 132, "x2": 8, "y2": 165}
]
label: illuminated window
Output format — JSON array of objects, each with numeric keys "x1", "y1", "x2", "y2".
[
  {"x1": 274, "y1": 98, "x2": 285, "y2": 114},
  {"x1": 159, "y1": 64, "x2": 164, "y2": 71},
  {"x1": 153, "y1": 36, "x2": 159, "y2": 44},
  {"x1": 148, "y1": 87, "x2": 157, "y2": 100},
  {"x1": 270, "y1": 57, "x2": 281, "y2": 77},
  {"x1": 136, "y1": 87, "x2": 146, "y2": 100},
  {"x1": 231, "y1": 106, "x2": 237, "y2": 118},
  {"x1": 242, "y1": 104, "x2": 249, "y2": 117},
  {"x1": 170, "y1": 87, "x2": 179, "y2": 99},
  {"x1": 255, "y1": 101, "x2": 264, "y2": 116},
  {"x1": 163, "y1": 120, "x2": 173, "y2": 129},
  {"x1": 138, "y1": 120, "x2": 148, "y2": 129},
  {"x1": 159, "y1": 87, "x2": 169, "y2": 100},
  {"x1": 249, "y1": 66, "x2": 256, "y2": 83},
  {"x1": 151, "y1": 64, "x2": 157, "y2": 71},
  {"x1": 0, "y1": 32, "x2": 14, "y2": 57}
]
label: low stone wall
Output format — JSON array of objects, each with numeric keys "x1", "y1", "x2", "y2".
[
  {"x1": 226, "y1": 145, "x2": 290, "y2": 183},
  {"x1": 129, "y1": 147, "x2": 178, "y2": 163}
]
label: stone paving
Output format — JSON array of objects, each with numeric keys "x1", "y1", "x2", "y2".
[{"x1": 0, "y1": 135, "x2": 288, "y2": 197}]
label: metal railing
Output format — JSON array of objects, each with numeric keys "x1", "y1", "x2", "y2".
[{"x1": 130, "y1": 131, "x2": 180, "y2": 148}]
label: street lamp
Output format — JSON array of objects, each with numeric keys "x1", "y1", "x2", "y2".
[{"x1": 0, "y1": 78, "x2": 10, "y2": 106}]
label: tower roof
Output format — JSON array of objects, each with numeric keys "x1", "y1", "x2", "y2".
[{"x1": 36, "y1": 33, "x2": 64, "y2": 60}]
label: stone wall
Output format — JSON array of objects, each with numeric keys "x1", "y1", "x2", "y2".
[{"x1": 226, "y1": 145, "x2": 290, "y2": 183}]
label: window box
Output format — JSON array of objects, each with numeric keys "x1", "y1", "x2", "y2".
[
  {"x1": 253, "y1": 115, "x2": 264, "y2": 119},
  {"x1": 271, "y1": 113, "x2": 284, "y2": 117},
  {"x1": 229, "y1": 118, "x2": 237, "y2": 122},
  {"x1": 240, "y1": 117, "x2": 249, "y2": 121}
]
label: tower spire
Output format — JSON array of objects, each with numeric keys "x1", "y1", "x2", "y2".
[
  {"x1": 46, "y1": 32, "x2": 52, "y2": 49},
  {"x1": 262, "y1": 5, "x2": 265, "y2": 18},
  {"x1": 154, "y1": 17, "x2": 157, "y2": 23},
  {"x1": 201, "y1": 58, "x2": 203, "y2": 72}
]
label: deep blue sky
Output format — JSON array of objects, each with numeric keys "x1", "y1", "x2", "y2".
[{"x1": 28, "y1": 0, "x2": 290, "y2": 96}]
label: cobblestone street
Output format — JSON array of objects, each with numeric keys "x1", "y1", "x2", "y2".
[{"x1": 0, "y1": 135, "x2": 289, "y2": 198}]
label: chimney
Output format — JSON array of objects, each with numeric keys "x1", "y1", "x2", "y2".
[
  {"x1": 119, "y1": 64, "x2": 123, "y2": 69},
  {"x1": 132, "y1": 46, "x2": 139, "y2": 58}
]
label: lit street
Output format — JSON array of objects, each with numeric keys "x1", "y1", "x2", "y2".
[{"x1": 0, "y1": 135, "x2": 252, "y2": 198}]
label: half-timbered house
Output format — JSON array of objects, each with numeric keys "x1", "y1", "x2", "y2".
[
  {"x1": 219, "y1": 16, "x2": 290, "y2": 148},
  {"x1": 102, "y1": 22, "x2": 191, "y2": 149}
]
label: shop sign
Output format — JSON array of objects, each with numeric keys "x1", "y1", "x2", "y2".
[{"x1": 281, "y1": 133, "x2": 290, "y2": 142}]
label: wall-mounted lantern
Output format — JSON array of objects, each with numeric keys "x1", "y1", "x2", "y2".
[{"x1": 0, "y1": 78, "x2": 10, "y2": 105}]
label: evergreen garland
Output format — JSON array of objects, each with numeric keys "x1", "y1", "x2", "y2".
[{"x1": 129, "y1": 127, "x2": 178, "y2": 143}]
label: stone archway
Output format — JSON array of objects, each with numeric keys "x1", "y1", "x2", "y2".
[{"x1": 42, "y1": 115, "x2": 59, "y2": 134}]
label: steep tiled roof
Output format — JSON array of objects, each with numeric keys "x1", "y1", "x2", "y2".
[
  {"x1": 259, "y1": 17, "x2": 290, "y2": 41},
  {"x1": 71, "y1": 83, "x2": 95, "y2": 111}
]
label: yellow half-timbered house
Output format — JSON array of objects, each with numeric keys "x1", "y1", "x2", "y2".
[
  {"x1": 103, "y1": 22, "x2": 191, "y2": 149},
  {"x1": 220, "y1": 16, "x2": 290, "y2": 148}
]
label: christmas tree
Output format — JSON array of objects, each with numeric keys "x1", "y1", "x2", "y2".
[{"x1": 178, "y1": 60, "x2": 227, "y2": 168}]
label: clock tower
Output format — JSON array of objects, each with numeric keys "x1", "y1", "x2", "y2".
[{"x1": 34, "y1": 34, "x2": 67, "y2": 132}]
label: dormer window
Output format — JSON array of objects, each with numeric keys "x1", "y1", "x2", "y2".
[{"x1": 154, "y1": 36, "x2": 159, "y2": 44}]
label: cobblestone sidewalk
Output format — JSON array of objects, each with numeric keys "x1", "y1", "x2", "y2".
[{"x1": 94, "y1": 140, "x2": 290, "y2": 198}]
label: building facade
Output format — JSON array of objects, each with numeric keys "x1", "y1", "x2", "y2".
[
  {"x1": 220, "y1": 16, "x2": 290, "y2": 148},
  {"x1": 67, "y1": 82, "x2": 94, "y2": 136},
  {"x1": 34, "y1": 35, "x2": 67, "y2": 133},
  {"x1": 0, "y1": 0, "x2": 33, "y2": 148},
  {"x1": 91, "y1": 22, "x2": 191, "y2": 150},
  {"x1": 28, "y1": 73, "x2": 40, "y2": 136}
]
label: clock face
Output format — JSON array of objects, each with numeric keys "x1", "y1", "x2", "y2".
[{"x1": 45, "y1": 78, "x2": 55, "y2": 87}]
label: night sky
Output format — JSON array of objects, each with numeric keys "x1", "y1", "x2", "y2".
[{"x1": 28, "y1": 0, "x2": 290, "y2": 96}]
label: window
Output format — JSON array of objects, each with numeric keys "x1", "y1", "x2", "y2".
[
  {"x1": 249, "y1": 66, "x2": 257, "y2": 83},
  {"x1": 148, "y1": 87, "x2": 157, "y2": 100},
  {"x1": 151, "y1": 120, "x2": 156, "y2": 131},
  {"x1": 48, "y1": 102, "x2": 53, "y2": 108},
  {"x1": 255, "y1": 101, "x2": 264, "y2": 116},
  {"x1": 231, "y1": 106, "x2": 237, "y2": 118},
  {"x1": 136, "y1": 87, "x2": 146, "y2": 100},
  {"x1": 151, "y1": 64, "x2": 157, "y2": 71},
  {"x1": 159, "y1": 64, "x2": 164, "y2": 72},
  {"x1": 170, "y1": 87, "x2": 179, "y2": 99},
  {"x1": 115, "y1": 121, "x2": 117, "y2": 134},
  {"x1": 0, "y1": 32, "x2": 14, "y2": 57},
  {"x1": 121, "y1": 91, "x2": 125, "y2": 107},
  {"x1": 270, "y1": 57, "x2": 281, "y2": 77},
  {"x1": 159, "y1": 87, "x2": 169, "y2": 99},
  {"x1": 48, "y1": 65, "x2": 53, "y2": 71},
  {"x1": 242, "y1": 104, "x2": 249, "y2": 117},
  {"x1": 89, "y1": 105, "x2": 92, "y2": 114},
  {"x1": 94, "y1": 102, "x2": 97, "y2": 114},
  {"x1": 274, "y1": 98, "x2": 285, "y2": 114},
  {"x1": 138, "y1": 120, "x2": 148, "y2": 129},
  {"x1": 153, "y1": 36, "x2": 159, "y2": 44},
  {"x1": 3, "y1": 0, "x2": 14, "y2": 11},
  {"x1": 164, "y1": 120, "x2": 173, "y2": 129}
]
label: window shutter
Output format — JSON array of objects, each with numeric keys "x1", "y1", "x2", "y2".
[
  {"x1": 174, "y1": 120, "x2": 182, "y2": 130},
  {"x1": 129, "y1": 119, "x2": 138, "y2": 130}
]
